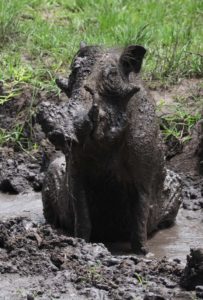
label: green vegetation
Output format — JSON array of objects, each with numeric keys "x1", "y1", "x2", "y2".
[
  {"x1": 134, "y1": 272, "x2": 147, "y2": 285},
  {"x1": 1, "y1": 0, "x2": 202, "y2": 85},
  {"x1": 0, "y1": 0, "x2": 202, "y2": 147},
  {"x1": 160, "y1": 104, "x2": 202, "y2": 144}
]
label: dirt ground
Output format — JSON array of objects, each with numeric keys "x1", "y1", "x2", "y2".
[
  {"x1": 0, "y1": 216, "x2": 198, "y2": 300},
  {"x1": 0, "y1": 79, "x2": 203, "y2": 299}
]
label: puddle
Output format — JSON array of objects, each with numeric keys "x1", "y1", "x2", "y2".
[
  {"x1": 147, "y1": 208, "x2": 203, "y2": 260},
  {"x1": 0, "y1": 191, "x2": 44, "y2": 223},
  {"x1": 105, "y1": 209, "x2": 203, "y2": 262},
  {"x1": 0, "y1": 192, "x2": 203, "y2": 261}
]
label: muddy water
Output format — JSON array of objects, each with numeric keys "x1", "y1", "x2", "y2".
[
  {"x1": 0, "y1": 191, "x2": 44, "y2": 223},
  {"x1": 148, "y1": 209, "x2": 203, "y2": 260},
  {"x1": 102, "y1": 209, "x2": 203, "y2": 261},
  {"x1": 0, "y1": 192, "x2": 202, "y2": 261}
]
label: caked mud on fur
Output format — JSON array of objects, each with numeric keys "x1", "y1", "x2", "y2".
[{"x1": 38, "y1": 43, "x2": 182, "y2": 254}]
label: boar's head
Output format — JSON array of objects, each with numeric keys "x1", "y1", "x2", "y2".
[{"x1": 41, "y1": 44, "x2": 146, "y2": 152}]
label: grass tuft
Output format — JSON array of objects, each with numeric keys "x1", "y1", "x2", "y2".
[
  {"x1": 0, "y1": 0, "x2": 28, "y2": 44},
  {"x1": 160, "y1": 105, "x2": 202, "y2": 144}
]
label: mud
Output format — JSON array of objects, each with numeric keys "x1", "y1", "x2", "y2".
[
  {"x1": 1, "y1": 191, "x2": 202, "y2": 262},
  {"x1": 0, "y1": 78, "x2": 203, "y2": 299},
  {"x1": 0, "y1": 191, "x2": 43, "y2": 222},
  {"x1": 0, "y1": 190, "x2": 202, "y2": 299},
  {"x1": 0, "y1": 147, "x2": 44, "y2": 193},
  {"x1": 0, "y1": 88, "x2": 61, "y2": 194},
  {"x1": 0, "y1": 215, "x2": 196, "y2": 300},
  {"x1": 148, "y1": 209, "x2": 203, "y2": 261}
]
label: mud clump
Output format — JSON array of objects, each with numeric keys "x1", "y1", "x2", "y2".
[
  {"x1": 0, "y1": 88, "x2": 61, "y2": 194},
  {"x1": 0, "y1": 217, "x2": 192, "y2": 300},
  {"x1": 180, "y1": 248, "x2": 203, "y2": 290},
  {"x1": 182, "y1": 175, "x2": 203, "y2": 210},
  {"x1": 0, "y1": 148, "x2": 44, "y2": 193}
]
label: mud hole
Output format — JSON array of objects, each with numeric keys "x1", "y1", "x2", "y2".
[
  {"x1": 0, "y1": 215, "x2": 196, "y2": 300},
  {"x1": 0, "y1": 79, "x2": 203, "y2": 299}
]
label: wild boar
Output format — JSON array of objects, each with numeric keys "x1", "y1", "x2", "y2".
[{"x1": 38, "y1": 44, "x2": 182, "y2": 254}]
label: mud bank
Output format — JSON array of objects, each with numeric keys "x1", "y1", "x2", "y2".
[
  {"x1": 0, "y1": 191, "x2": 203, "y2": 299},
  {"x1": 0, "y1": 216, "x2": 200, "y2": 300}
]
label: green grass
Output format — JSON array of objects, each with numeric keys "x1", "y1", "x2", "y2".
[
  {"x1": 160, "y1": 104, "x2": 202, "y2": 144},
  {"x1": 0, "y1": 0, "x2": 202, "y2": 86},
  {"x1": 0, "y1": 0, "x2": 202, "y2": 147}
]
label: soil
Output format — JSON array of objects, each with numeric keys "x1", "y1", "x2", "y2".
[
  {"x1": 0, "y1": 79, "x2": 203, "y2": 299},
  {"x1": 0, "y1": 215, "x2": 199, "y2": 300},
  {"x1": 0, "y1": 89, "x2": 61, "y2": 193}
]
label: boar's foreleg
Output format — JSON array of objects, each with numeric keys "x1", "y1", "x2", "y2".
[
  {"x1": 69, "y1": 165, "x2": 91, "y2": 241},
  {"x1": 130, "y1": 188, "x2": 149, "y2": 254}
]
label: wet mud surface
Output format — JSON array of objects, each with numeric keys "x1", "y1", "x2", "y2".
[
  {"x1": 108, "y1": 208, "x2": 203, "y2": 262},
  {"x1": 0, "y1": 192, "x2": 43, "y2": 223},
  {"x1": 0, "y1": 214, "x2": 195, "y2": 300},
  {"x1": 0, "y1": 189, "x2": 202, "y2": 299}
]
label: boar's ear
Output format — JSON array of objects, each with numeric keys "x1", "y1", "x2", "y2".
[{"x1": 119, "y1": 45, "x2": 146, "y2": 75}]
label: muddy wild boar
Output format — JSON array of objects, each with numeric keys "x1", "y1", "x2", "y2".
[{"x1": 38, "y1": 43, "x2": 182, "y2": 254}]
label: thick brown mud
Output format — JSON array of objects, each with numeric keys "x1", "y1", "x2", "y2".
[
  {"x1": 0, "y1": 190, "x2": 202, "y2": 299},
  {"x1": 0, "y1": 211, "x2": 193, "y2": 300}
]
